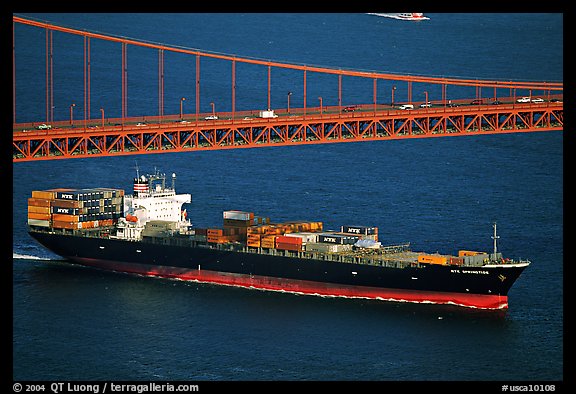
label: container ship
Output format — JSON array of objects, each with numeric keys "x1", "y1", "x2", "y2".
[{"x1": 26, "y1": 170, "x2": 530, "y2": 310}]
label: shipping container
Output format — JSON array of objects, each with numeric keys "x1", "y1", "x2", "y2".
[
  {"x1": 27, "y1": 197, "x2": 52, "y2": 207},
  {"x1": 305, "y1": 242, "x2": 353, "y2": 253},
  {"x1": 52, "y1": 220, "x2": 82, "y2": 230},
  {"x1": 52, "y1": 213, "x2": 80, "y2": 223},
  {"x1": 223, "y1": 210, "x2": 254, "y2": 221},
  {"x1": 27, "y1": 212, "x2": 51, "y2": 221},
  {"x1": 283, "y1": 232, "x2": 319, "y2": 243},
  {"x1": 317, "y1": 233, "x2": 358, "y2": 245},
  {"x1": 458, "y1": 250, "x2": 485, "y2": 257},
  {"x1": 449, "y1": 257, "x2": 464, "y2": 266},
  {"x1": 275, "y1": 243, "x2": 302, "y2": 252},
  {"x1": 51, "y1": 199, "x2": 84, "y2": 209},
  {"x1": 51, "y1": 206, "x2": 81, "y2": 215},
  {"x1": 194, "y1": 228, "x2": 208, "y2": 236},
  {"x1": 418, "y1": 254, "x2": 448, "y2": 265},
  {"x1": 223, "y1": 218, "x2": 253, "y2": 227},
  {"x1": 341, "y1": 225, "x2": 378, "y2": 235},
  {"x1": 207, "y1": 228, "x2": 224, "y2": 237},
  {"x1": 31, "y1": 190, "x2": 57, "y2": 200},
  {"x1": 275, "y1": 235, "x2": 302, "y2": 245},
  {"x1": 27, "y1": 219, "x2": 50, "y2": 227},
  {"x1": 260, "y1": 235, "x2": 276, "y2": 248},
  {"x1": 28, "y1": 205, "x2": 51, "y2": 214}
]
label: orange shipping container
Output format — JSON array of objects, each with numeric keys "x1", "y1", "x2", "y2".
[
  {"x1": 418, "y1": 254, "x2": 448, "y2": 265},
  {"x1": 207, "y1": 228, "x2": 224, "y2": 237},
  {"x1": 52, "y1": 213, "x2": 80, "y2": 223},
  {"x1": 32, "y1": 190, "x2": 56, "y2": 200},
  {"x1": 458, "y1": 250, "x2": 484, "y2": 257},
  {"x1": 27, "y1": 212, "x2": 51, "y2": 221},
  {"x1": 52, "y1": 220, "x2": 81, "y2": 230},
  {"x1": 27, "y1": 197, "x2": 52, "y2": 207},
  {"x1": 28, "y1": 205, "x2": 51, "y2": 214}
]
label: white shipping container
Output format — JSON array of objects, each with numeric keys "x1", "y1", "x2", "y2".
[
  {"x1": 305, "y1": 242, "x2": 352, "y2": 253},
  {"x1": 27, "y1": 219, "x2": 50, "y2": 227},
  {"x1": 283, "y1": 232, "x2": 318, "y2": 243},
  {"x1": 223, "y1": 210, "x2": 252, "y2": 221}
]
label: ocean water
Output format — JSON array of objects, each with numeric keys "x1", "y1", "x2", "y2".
[{"x1": 12, "y1": 13, "x2": 563, "y2": 383}]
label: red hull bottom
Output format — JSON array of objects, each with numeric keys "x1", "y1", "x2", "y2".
[{"x1": 74, "y1": 258, "x2": 508, "y2": 310}]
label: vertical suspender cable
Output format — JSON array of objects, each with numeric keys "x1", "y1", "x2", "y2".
[{"x1": 196, "y1": 54, "x2": 200, "y2": 122}]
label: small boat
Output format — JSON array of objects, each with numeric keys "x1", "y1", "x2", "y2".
[{"x1": 397, "y1": 13, "x2": 428, "y2": 21}]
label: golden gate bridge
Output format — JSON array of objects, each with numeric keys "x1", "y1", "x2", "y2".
[{"x1": 12, "y1": 15, "x2": 563, "y2": 163}]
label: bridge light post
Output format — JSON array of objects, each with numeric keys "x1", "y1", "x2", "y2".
[
  {"x1": 69, "y1": 103, "x2": 76, "y2": 126},
  {"x1": 392, "y1": 85, "x2": 396, "y2": 106},
  {"x1": 210, "y1": 102, "x2": 215, "y2": 117},
  {"x1": 287, "y1": 91, "x2": 292, "y2": 114},
  {"x1": 180, "y1": 97, "x2": 186, "y2": 120},
  {"x1": 100, "y1": 108, "x2": 104, "y2": 127},
  {"x1": 318, "y1": 96, "x2": 323, "y2": 117},
  {"x1": 423, "y1": 91, "x2": 429, "y2": 110}
]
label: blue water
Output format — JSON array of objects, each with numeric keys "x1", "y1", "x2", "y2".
[{"x1": 12, "y1": 13, "x2": 563, "y2": 382}]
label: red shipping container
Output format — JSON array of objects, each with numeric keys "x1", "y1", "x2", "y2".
[{"x1": 275, "y1": 235, "x2": 302, "y2": 245}]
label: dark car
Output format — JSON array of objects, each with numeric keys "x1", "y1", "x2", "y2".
[
  {"x1": 343, "y1": 106, "x2": 357, "y2": 112},
  {"x1": 470, "y1": 99, "x2": 484, "y2": 105},
  {"x1": 492, "y1": 100, "x2": 502, "y2": 105}
]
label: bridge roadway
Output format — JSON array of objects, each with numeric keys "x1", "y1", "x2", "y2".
[{"x1": 13, "y1": 96, "x2": 563, "y2": 162}]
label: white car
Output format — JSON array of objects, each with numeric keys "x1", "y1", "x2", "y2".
[
  {"x1": 531, "y1": 97, "x2": 544, "y2": 103},
  {"x1": 516, "y1": 97, "x2": 531, "y2": 103},
  {"x1": 419, "y1": 102, "x2": 432, "y2": 108},
  {"x1": 37, "y1": 123, "x2": 52, "y2": 130},
  {"x1": 205, "y1": 115, "x2": 219, "y2": 120},
  {"x1": 398, "y1": 104, "x2": 414, "y2": 110}
]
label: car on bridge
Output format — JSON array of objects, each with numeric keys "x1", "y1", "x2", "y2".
[
  {"x1": 343, "y1": 106, "x2": 358, "y2": 112},
  {"x1": 419, "y1": 102, "x2": 432, "y2": 108},
  {"x1": 205, "y1": 115, "x2": 219, "y2": 120},
  {"x1": 516, "y1": 97, "x2": 531, "y2": 103},
  {"x1": 470, "y1": 99, "x2": 484, "y2": 105},
  {"x1": 531, "y1": 97, "x2": 544, "y2": 103},
  {"x1": 37, "y1": 124, "x2": 52, "y2": 130},
  {"x1": 398, "y1": 104, "x2": 414, "y2": 110}
]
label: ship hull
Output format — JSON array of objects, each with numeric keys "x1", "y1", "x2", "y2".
[{"x1": 28, "y1": 230, "x2": 528, "y2": 310}]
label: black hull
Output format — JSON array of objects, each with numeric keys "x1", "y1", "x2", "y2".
[{"x1": 28, "y1": 230, "x2": 528, "y2": 309}]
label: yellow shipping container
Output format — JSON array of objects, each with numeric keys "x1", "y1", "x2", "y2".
[{"x1": 417, "y1": 254, "x2": 448, "y2": 265}]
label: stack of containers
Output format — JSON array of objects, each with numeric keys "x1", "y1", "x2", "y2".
[
  {"x1": 223, "y1": 210, "x2": 254, "y2": 242},
  {"x1": 27, "y1": 187, "x2": 124, "y2": 229},
  {"x1": 340, "y1": 225, "x2": 378, "y2": 242}
]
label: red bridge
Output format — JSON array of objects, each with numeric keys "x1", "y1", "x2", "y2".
[{"x1": 12, "y1": 16, "x2": 563, "y2": 162}]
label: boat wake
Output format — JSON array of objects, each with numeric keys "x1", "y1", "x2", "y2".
[
  {"x1": 13, "y1": 252, "x2": 56, "y2": 261},
  {"x1": 366, "y1": 13, "x2": 430, "y2": 21}
]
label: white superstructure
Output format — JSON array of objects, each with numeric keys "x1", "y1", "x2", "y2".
[{"x1": 114, "y1": 171, "x2": 191, "y2": 240}]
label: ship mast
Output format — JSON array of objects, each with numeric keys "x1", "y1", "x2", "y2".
[{"x1": 492, "y1": 222, "x2": 500, "y2": 256}]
